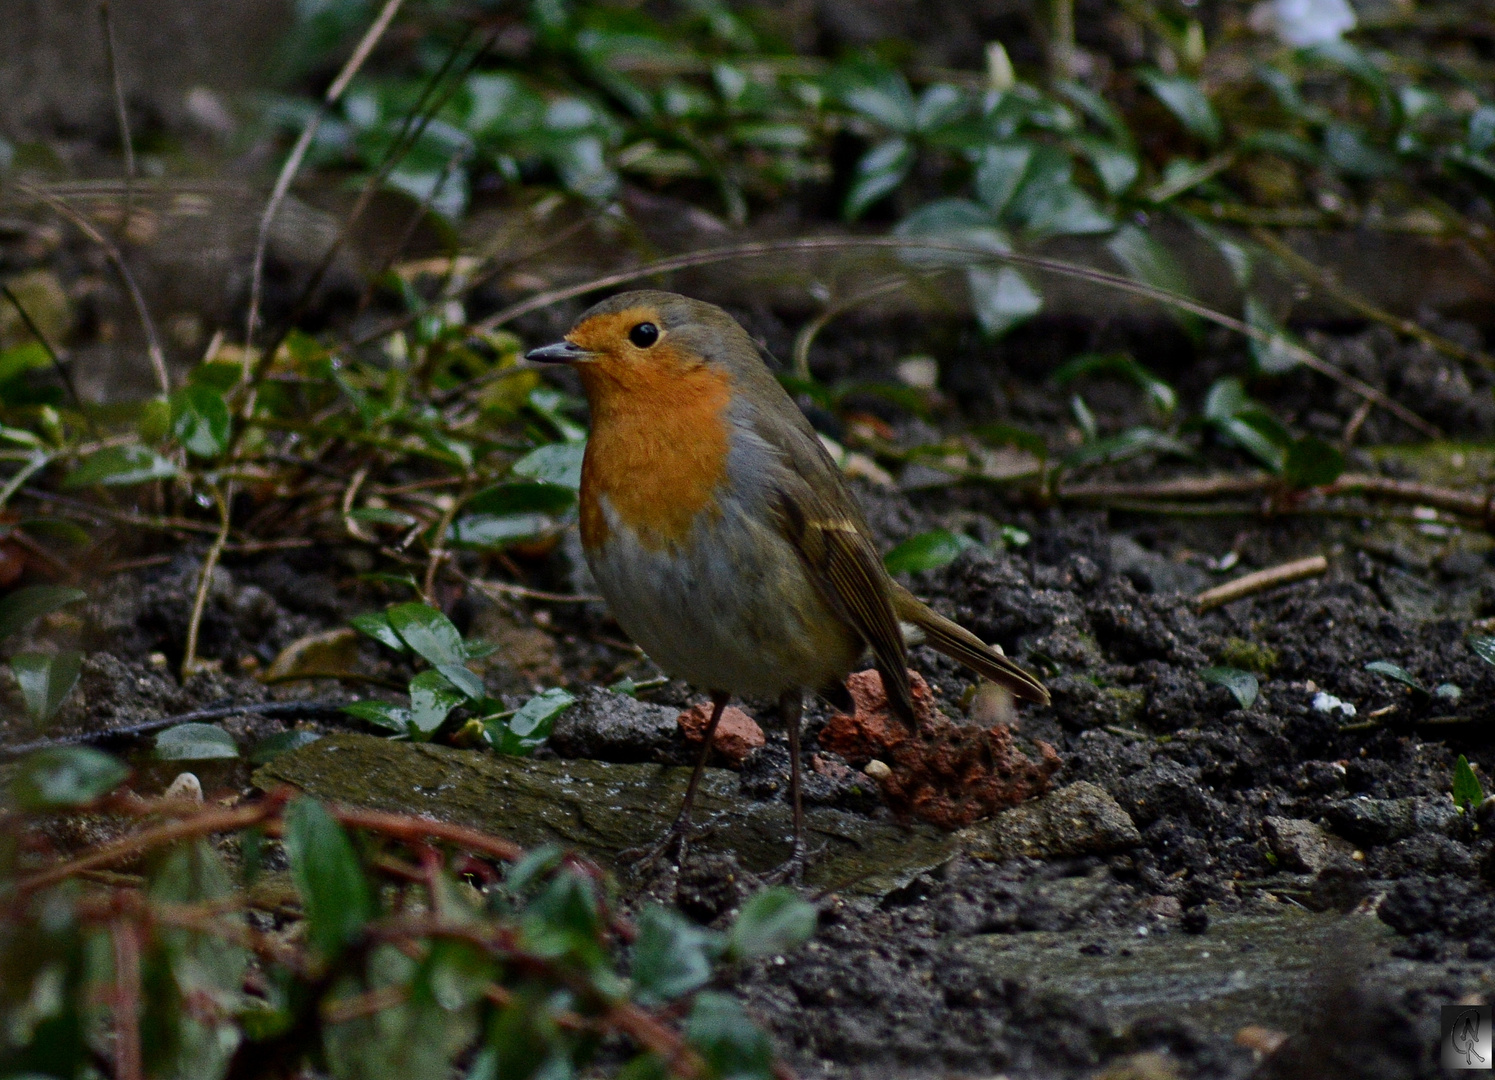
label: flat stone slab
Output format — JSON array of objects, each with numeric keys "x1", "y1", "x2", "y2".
[{"x1": 253, "y1": 734, "x2": 959, "y2": 894}]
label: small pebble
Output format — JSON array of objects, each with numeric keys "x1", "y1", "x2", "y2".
[
  {"x1": 863, "y1": 759, "x2": 892, "y2": 781},
  {"x1": 164, "y1": 772, "x2": 203, "y2": 803}
]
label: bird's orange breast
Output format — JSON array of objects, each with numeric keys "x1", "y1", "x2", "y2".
[{"x1": 574, "y1": 335, "x2": 734, "y2": 552}]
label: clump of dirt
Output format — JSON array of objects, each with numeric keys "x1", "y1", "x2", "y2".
[{"x1": 819, "y1": 669, "x2": 1061, "y2": 827}]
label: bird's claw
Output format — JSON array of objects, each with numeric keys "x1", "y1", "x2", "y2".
[{"x1": 618, "y1": 817, "x2": 712, "y2": 876}]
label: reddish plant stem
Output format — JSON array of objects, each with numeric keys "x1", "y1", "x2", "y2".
[{"x1": 111, "y1": 902, "x2": 143, "y2": 1080}]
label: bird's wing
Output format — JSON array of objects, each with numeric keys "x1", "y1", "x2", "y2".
[{"x1": 754, "y1": 402, "x2": 917, "y2": 726}]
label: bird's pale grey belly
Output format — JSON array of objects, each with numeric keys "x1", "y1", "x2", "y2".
[{"x1": 585, "y1": 493, "x2": 861, "y2": 698}]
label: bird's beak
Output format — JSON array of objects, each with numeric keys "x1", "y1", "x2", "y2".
[{"x1": 525, "y1": 340, "x2": 596, "y2": 364}]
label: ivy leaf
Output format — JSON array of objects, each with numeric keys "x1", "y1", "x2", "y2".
[
  {"x1": 0, "y1": 584, "x2": 86, "y2": 639},
  {"x1": 10, "y1": 746, "x2": 128, "y2": 809},
  {"x1": 1200, "y1": 666, "x2": 1259, "y2": 709},
  {"x1": 511, "y1": 441, "x2": 587, "y2": 489},
  {"x1": 726, "y1": 887, "x2": 817, "y2": 961},
  {"x1": 409, "y1": 669, "x2": 467, "y2": 737},
  {"x1": 63, "y1": 445, "x2": 179, "y2": 487},
  {"x1": 966, "y1": 266, "x2": 1044, "y2": 337},
  {"x1": 1140, "y1": 71, "x2": 1222, "y2": 144},
  {"x1": 844, "y1": 137, "x2": 913, "y2": 219},
  {"x1": 284, "y1": 797, "x2": 374, "y2": 959},
  {"x1": 11, "y1": 649, "x2": 83, "y2": 723},
  {"x1": 155, "y1": 723, "x2": 240, "y2": 761},
  {"x1": 883, "y1": 529, "x2": 980, "y2": 574},
  {"x1": 1452, "y1": 754, "x2": 1484, "y2": 812},
  {"x1": 170, "y1": 384, "x2": 232, "y2": 458},
  {"x1": 632, "y1": 905, "x2": 720, "y2": 1003},
  {"x1": 387, "y1": 602, "x2": 465, "y2": 667}
]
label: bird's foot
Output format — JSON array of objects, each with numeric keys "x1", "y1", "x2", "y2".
[
  {"x1": 763, "y1": 838, "x2": 810, "y2": 886},
  {"x1": 618, "y1": 817, "x2": 710, "y2": 876}
]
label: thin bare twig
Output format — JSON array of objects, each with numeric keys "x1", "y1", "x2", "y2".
[
  {"x1": 1195, "y1": 554, "x2": 1329, "y2": 610},
  {"x1": 1, "y1": 282, "x2": 81, "y2": 405},
  {"x1": 111, "y1": 908, "x2": 143, "y2": 1080},
  {"x1": 791, "y1": 276, "x2": 911, "y2": 380},
  {"x1": 181, "y1": 483, "x2": 232, "y2": 680},
  {"x1": 243, "y1": 0, "x2": 407, "y2": 361},
  {"x1": 97, "y1": 0, "x2": 136, "y2": 240},
  {"x1": 15, "y1": 181, "x2": 168, "y2": 395},
  {"x1": 475, "y1": 235, "x2": 1440, "y2": 439},
  {"x1": 469, "y1": 578, "x2": 603, "y2": 605},
  {"x1": 1249, "y1": 227, "x2": 1495, "y2": 373}
]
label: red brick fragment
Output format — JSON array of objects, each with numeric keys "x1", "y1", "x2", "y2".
[
  {"x1": 677, "y1": 702, "x2": 765, "y2": 766},
  {"x1": 819, "y1": 669, "x2": 1060, "y2": 829}
]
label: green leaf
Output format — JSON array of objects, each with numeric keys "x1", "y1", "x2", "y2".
[
  {"x1": 1322, "y1": 124, "x2": 1396, "y2": 178},
  {"x1": 833, "y1": 62, "x2": 916, "y2": 130},
  {"x1": 0, "y1": 584, "x2": 86, "y2": 639},
  {"x1": 1365, "y1": 660, "x2": 1427, "y2": 695},
  {"x1": 170, "y1": 384, "x2": 232, "y2": 458},
  {"x1": 1452, "y1": 754, "x2": 1484, "y2": 812},
  {"x1": 894, "y1": 198, "x2": 1010, "y2": 269},
  {"x1": 387, "y1": 602, "x2": 465, "y2": 667},
  {"x1": 883, "y1": 529, "x2": 980, "y2": 574},
  {"x1": 1282, "y1": 437, "x2": 1345, "y2": 489},
  {"x1": 63, "y1": 445, "x2": 179, "y2": 487},
  {"x1": 249, "y1": 730, "x2": 322, "y2": 764},
  {"x1": 1245, "y1": 296, "x2": 1301, "y2": 374},
  {"x1": 155, "y1": 722, "x2": 239, "y2": 761},
  {"x1": 436, "y1": 662, "x2": 486, "y2": 700},
  {"x1": 1140, "y1": 71, "x2": 1222, "y2": 144},
  {"x1": 340, "y1": 699, "x2": 411, "y2": 732},
  {"x1": 448, "y1": 513, "x2": 556, "y2": 549},
  {"x1": 913, "y1": 83, "x2": 967, "y2": 132},
  {"x1": 1061, "y1": 426, "x2": 1193, "y2": 469},
  {"x1": 1016, "y1": 182, "x2": 1113, "y2": 239},
  {"x1": 974, "y1": 143, "x2": 1033, "y2": 215},
  {"x1": 1052, "y1": 352, "x2": 1176, "y2": 415},
  {"x1": 527, "y1": 387, "x2": 588, "y2": 443},
  {"x1": 1470, "y1": 105, "x2": 1495, "y2": 155},
  {"x1": 511, "y1": 441, "x2": 587, "y2": 489},
  {"x1": 449, "y1": 483, "x2": 575, "y2": 550},
  {"x1": 727, "y1": 887, "x2": 817, "y2": 960},
  {"x1": 284, "y1": 797, "x2": 373, "y2": 958},
  {"x1": 409, "y1": 668, "x2": 467, "y2": 737},
  {"x1": 351, "y1": 611, "x2": 407, "y2": 653},
  {"x1": 1200, "y1": 666, "x2": 1258, "y2": 709},
  {"x1": 965, "y1": 265, "x2": 1043, "y2": 336},
  {"x1": 1105, "y1": 225, "x2": 1198, "y2": 335},
  {"x1": 632, "y1": 905, "x2": 719, "y2": 1002},
  {"x1": 844, "y1": 137, "x2": 913, "y2": 219},
  {"x1": 1467, "y1": 635, "x2": 1495, "y2": 668},
  {"x1": 1074, "y1": 134, "x2": 1139, "y2": 196},
  {"x1": 11, "y1": 650, "x2": 82, "y2": 723},
  {"x1": 487, "y1": 687, "x2": 574, "y2": 755},
  {"x1": 686, "y1": 992, "x2": 774, "y2": 1080},
  {"x1": 9, "y1": 746, "x2": 128, "y2": 809}
]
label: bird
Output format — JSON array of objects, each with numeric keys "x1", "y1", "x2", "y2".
[{"x1": 526, "y1": 290, "x2": 1048, "y2": 879}]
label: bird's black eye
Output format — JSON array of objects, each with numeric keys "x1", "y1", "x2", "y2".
[{"x1": 628, "y1": 322, "x2": 659, "y2": 348}]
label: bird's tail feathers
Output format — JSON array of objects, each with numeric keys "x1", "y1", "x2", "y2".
[{"x1": 892, "y1": 587, "x2": 1050, "y2": 706}]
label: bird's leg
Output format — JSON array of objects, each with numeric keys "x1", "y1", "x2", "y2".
[
  {"x1": 767, "y1": 690, "x2": 808, "y2": 885},
  {"x1": 621, "y1": 690, "x2": 728, "y2": 873}
]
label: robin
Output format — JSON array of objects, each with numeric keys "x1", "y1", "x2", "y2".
[{"x1": 527, "y1": 291, "x2": 1048, "y2": 878}]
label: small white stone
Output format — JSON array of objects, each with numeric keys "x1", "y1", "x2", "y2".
[
  {"x1": 164, "y1": 772, "x2": 203, "y2": 803},
  {"x1": 863, "y1": 759, "x2": 892, "y2": 781}
]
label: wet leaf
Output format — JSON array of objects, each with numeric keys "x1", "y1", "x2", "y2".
[
  {"x1": 1245, "y1": 296, "x2": 1301, "y2": 374},
  {"x1": 341, "y1": 699, "x2": 411, "y2": 732},
  {"x1": 727, "y1": 887, "x2": 817, "y2": 960},
  {"x1": 966, "y1": 265, "x2": 1043, "y2": 336},
  {"x1": 387, "y1": 602, "x2": 465, "y2": 667},
  {"x1": 170, "y1": 384, "x2": 232, "y2": 458},
  {"x1": 409, "y1": 669, "x2": 467, "y2": 736},
  {"x1": 1140, "y1": 71, "x2": 1222, "y2": 144},
  {"x1": 0, "y1": 584, "x2": 86, "y2": 638},
  {"x1": 10, "y1": 746, "x2": 128, "y2": 808},
  {"x1": 974, "y1": 143, "x2": 1033, "y2": 215},
  {"x1": 487, "y1": 687, "x2": 574, "y2": 755},
  {"x1": 833, "y1": 62, "x2": 916, "y2": 130},
  {"x1": 1365, "y1": 660, "x2": 1427, "y2": 694},
  {"x1": 686, "y1": 992, "x2": 775, "y2": 1080},
  {"x1": 1200, "y1": 666, "x2": 1259, "y2": 709},
  {"x1": 284, "y1": 796, "x2": 373, "y2": 958},
  {"x1": 632, "y1": 905, "x2": 719, "y2": 1002},
  {"x1": 1467, "y1": 635, "x2": 1495, "y2": 668},
  {"x1": 511, "y1": 442, "x2": 586, "y2": 489},
  {"x1": 1106, "y1": 225, "x2": 1198, "y2": 335},
  {"x1": 11, "y1": 650, "x2": 82, "y2": 723},
  {"x1": 1452, "y1": 754, "x2": 1484, "y2": 812},
  {"x1": 249, "y1": 730, "x2": 322, "y2": 764},
  {"x1": 352, "y1": 611, "x2": 409, "y2": 653},
  {"x1": 1282, "y1": 437, "x2": 1345, "y2": 489},
  {"x1": 1074, "y1": 135, "x2": 1138, "y2": 196},
  {"x1": 63, "y1": 445, "x2": 179, "y2": 487},
  {"x1": 155, "y1": 723, "x2": 240, "y2": 761},
  {"x1": 883, "y1": 529, "x2": 980, "y2": 574}
]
